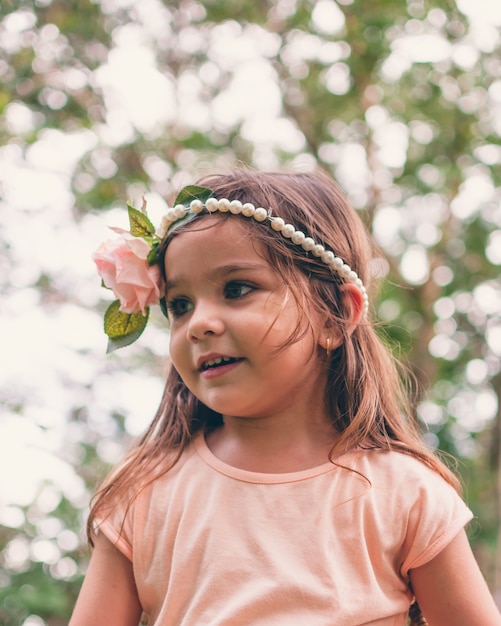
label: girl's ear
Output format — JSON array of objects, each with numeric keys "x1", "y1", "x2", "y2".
[
  {"x1": 340, "y1": 282, "x2": 365, "y2": 331},
  {"x1": 318, "y1": 283, "x2": 365, "y2": 351}
]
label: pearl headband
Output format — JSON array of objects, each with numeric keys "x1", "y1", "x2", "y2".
[
  {"x1": 93, "y1": 186, "x2": 368, "y2": 352},
  {"x1": 158, "y1": 196, "x2": 369, "y2": 316}
]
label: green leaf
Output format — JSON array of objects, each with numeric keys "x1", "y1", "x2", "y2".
[
  {"x1": 174, "y1": 185, "x2": 213, "y2": 207},
  {"x1": 104, "y1": 300, "x2": 149, "y2": 352},
  {"x1": 164, "y1": 186, "x2": 214, "y2": 235},
  {"x1": 147, "y1": 241, "x2": 160, "y2": 266},
  {"x1": 128, "y1": 205, "x2": 155, "y2": 237}
]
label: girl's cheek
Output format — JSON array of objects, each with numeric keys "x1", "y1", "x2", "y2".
[{"x1": 168, "y1": 332, "x2": 180, "y2": 360}]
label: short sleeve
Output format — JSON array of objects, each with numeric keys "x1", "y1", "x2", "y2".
[
  {"x1": 95, "y1": 501, "x2": 134, "y2": 561},
  {"x1": 400, "y1": 465, "x2": 473, "y2": 577}
]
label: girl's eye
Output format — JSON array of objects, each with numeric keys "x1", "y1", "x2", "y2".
[
  {"x1": 166, "y1": 298, "x2": 193, "y2": 318},
  {"x1": 224, "y1": 282, "x2": 254, "y2": 299}
]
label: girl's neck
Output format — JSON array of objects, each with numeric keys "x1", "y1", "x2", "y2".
[{"x1": 206, "y1": 414, "x2": 340, "y2": 473}]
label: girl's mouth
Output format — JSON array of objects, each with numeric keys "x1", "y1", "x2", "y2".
[{"x1": 200, "y1": 356, "x2": 243, "y2": 371}]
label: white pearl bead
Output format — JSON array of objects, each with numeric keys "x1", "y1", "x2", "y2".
[
  {"x1": 312, "y1": 244, "x2": 325, "y2": 257},
  {"x1": 331, "y1": 257, "x2": 343, "y2": 270},
  {"x1": 174, "y1": 204, "x2": 186, "y2": 219},
  {"x1": 271, "y1": 217, "x2": 285, "y2": 231},
  {"x1": 229, "y1": 200, "x2": 242, "y2": 214},
  {"x1": 254, "y1": 207, "x2": 268, "y2": 222},
  {"x1": 302, "y1": 237, "x2": 315, "y2": 251},
  {"x1": 241, "y1": 202, "x2": 255, "y2": 216},
  {"x1": 291, "y1": 230, "x2": 306, "y2": 245},
  {"x1": 348, "y1": 270, "x2": 358, "y2": 282},
  {"x1": 206, "y1": 197, "x2": 218, "y2": 211},
  {"x1": 158, "y1": 216, "x2": 169, "y2": 237},
  {"x1": 165, "y1": 209, "x2": 177, "y2": 221},
  {"x1": 190, "y1": 199, "x2": 203, "y2": 213},
  {"x1": 282, "y1": 224, "x2": 295, "y2": 238},
  {"x1": 218, "y1": 198, "x2": 230, "y2": 212},
  {"x1": 339, "y1": 264, "x2": 351, "y2": 277}
]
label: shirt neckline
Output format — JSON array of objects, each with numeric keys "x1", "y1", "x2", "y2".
[{"x1": 193, "y1": 433, "x2": 357, "y2": 485}]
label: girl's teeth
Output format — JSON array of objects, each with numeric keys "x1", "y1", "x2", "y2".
[{"x1": 204, "y1": 357, "x2": 233, "y2": 369}]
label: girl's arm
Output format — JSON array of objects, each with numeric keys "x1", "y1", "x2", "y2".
[
  {"x1": 410, "y1": 528, "x2": 501, "y2": 625},
  {"x1": 69, "y1": 533, "x2": 143, "y2": 626}
]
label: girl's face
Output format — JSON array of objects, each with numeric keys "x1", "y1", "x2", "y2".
[{"x1": 164, "y1": 218, "x2": 330, "y2": 424}]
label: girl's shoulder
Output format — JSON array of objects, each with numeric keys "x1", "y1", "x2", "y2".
[
  {"x1": 342, "y1": 446, "x2": 460, "y2": 497},
  {"x1": 341, "y1": 448, "x2": 473, "y2": 556}
]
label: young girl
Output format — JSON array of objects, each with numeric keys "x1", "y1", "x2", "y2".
[{"x1": 72, "y1": 169, "x2": 501, "y2": 626}]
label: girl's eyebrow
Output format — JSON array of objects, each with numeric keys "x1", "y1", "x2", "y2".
[{"x1": 165, "y1": 262, "x2": 269, "y2": 291}]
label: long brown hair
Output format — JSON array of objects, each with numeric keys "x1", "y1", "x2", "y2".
[{"x1": 89, "y1": 168, "x2": 455, "y2": 624}]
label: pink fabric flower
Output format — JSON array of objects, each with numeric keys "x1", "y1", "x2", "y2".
[{"x1": 93, "y1": 233, "x2": 164, "y2": 315}]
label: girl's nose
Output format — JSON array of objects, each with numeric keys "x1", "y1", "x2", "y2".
[{"x1": 187, "y1": 304, "x2": 225, "y2": 342}]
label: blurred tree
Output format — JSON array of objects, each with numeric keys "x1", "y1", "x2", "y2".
[{"x1": 0, "y1": 0, "x2": 500, "y2": 622}]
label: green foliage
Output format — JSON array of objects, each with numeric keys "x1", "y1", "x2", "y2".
[
  {"x1": 0, "y1": 490, "x2": 87, "y2": 625},
  {"x1": 0, "y1": 566, "x2": 79, "y2": 625}
]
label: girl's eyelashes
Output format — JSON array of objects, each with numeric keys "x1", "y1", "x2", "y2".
[
  {"x1": 166, "y1": 297, "x2": 193, "y2": 318},
  {"x1": 224, "y1": 281, "x2": 255, "y2": 299}
]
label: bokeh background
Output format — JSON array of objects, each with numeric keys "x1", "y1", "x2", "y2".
[{"x1": 1, "y1": 0, "x2": 501, "y2": 623}]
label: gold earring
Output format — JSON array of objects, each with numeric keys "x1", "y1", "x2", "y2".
[{"x1": 326, "y1": 337, "x2": 331, "y2": 359}]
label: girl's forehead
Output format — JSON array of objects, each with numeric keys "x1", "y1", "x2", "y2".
[
  {"x1": 168, "y1": 215, "x2": 253, "y2": 250},
  {"x1": 164, "y1": 217, "x2": 268, "y2": 276}
]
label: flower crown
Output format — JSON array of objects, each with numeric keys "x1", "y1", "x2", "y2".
[{"x1": 93, "y1": 185, "x2": 369, "y2": 352}]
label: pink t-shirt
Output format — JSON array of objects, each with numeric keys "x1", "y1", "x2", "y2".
[{"x1": 98, "y1": 435, "x2": 473, "y2": 626}]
